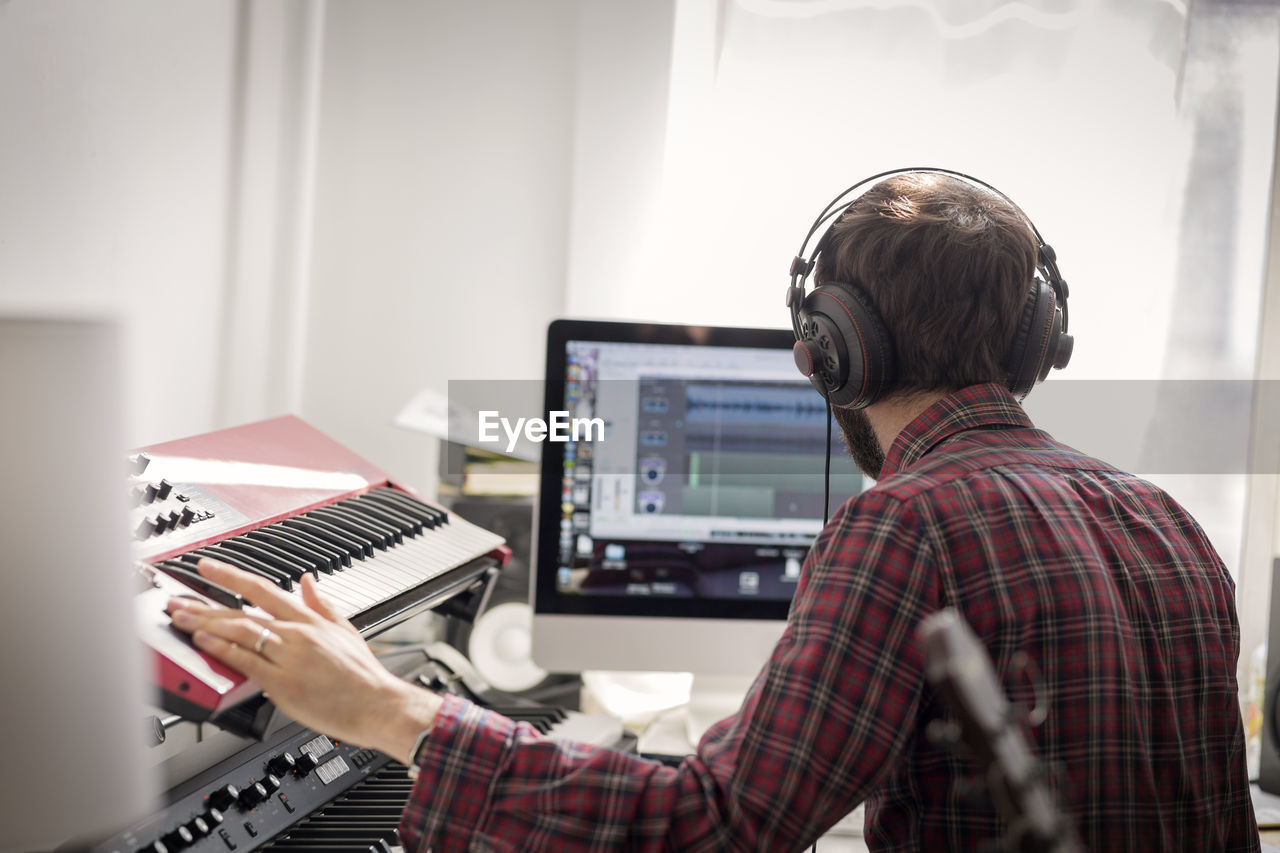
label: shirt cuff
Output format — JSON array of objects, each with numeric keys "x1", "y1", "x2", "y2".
[{"x1": 397, "y1": 692, "x2": 518, "y2": 853}]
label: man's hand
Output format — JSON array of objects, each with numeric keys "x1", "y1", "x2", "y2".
[{"x1": 166, "y1": 558, "x2": 442, "y2": 766}]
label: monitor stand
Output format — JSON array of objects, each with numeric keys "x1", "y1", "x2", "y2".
[
  {"x1": 617, "y1": 673, "x2": 754, "y2": 759},
  {"x1": 684, "y1": 674, "x2": 755, "y2": 746}
]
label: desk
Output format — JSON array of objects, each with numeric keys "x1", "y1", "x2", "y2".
[
  {"x1": 627, "y1": 702, "x2": 869, "y2": 849},
  {"x1": 1257, "y1": 784, "x2": 1280, "y2": 848}
]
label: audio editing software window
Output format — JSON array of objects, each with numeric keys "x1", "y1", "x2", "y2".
[{"x1": 554, "y1": 339, "x2": 863, "y2": 602}]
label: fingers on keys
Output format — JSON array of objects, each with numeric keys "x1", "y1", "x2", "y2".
[
  {"x1": 300, "y1": 573, "x2": 355, "y2": 631},
  {"x1": 196, "y1": 557, "x2": 314, "y2": 622},
  {"x1": 170, "y1": 601, "x2": 253, "y2": 629},
  {"x1": 186, "y1": 619, "x2": 277, "y2": 678}
]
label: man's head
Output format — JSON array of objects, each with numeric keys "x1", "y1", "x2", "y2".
[
  {"x1": 814, "y1": 172, "x2": 1039, "y2": 394},
  {"x1": 813, "y1": 172, "x2": 1041, "y2": 476}
]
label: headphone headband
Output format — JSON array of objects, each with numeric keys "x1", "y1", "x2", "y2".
[{"x1": 787, "y1": 167, "x2": 1074, "y2": 407}]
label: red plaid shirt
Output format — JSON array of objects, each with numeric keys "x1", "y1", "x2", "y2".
[{"x1": 400, "y1": 383, "x2": 1257, "y2": 851}]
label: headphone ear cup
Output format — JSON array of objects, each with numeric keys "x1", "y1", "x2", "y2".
[
  {"x1": 794, "y1": 307, "x2": 850, "y2": 400},
  {"x1": 1005, "y1": 280, "x2": 1060, "y2": 399},
  {"x1": 798, "y1": 283, "x2": 895, "y2": 408}
]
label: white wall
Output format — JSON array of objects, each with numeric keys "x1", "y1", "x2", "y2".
[
  {"x1": 215, "y1": 0, "x2": 327, "y2": 430},
  {"x1": 1238, "y1": 105, "x2": 1280, "y2": 688},
  {"x1": 301, "y1": 0, "x2": 581, "y2": 495},
  {"x1": 0, "y1": 0, "x2": 238, "y2": 447},
  {"x1": 0, "y1": 0, "x2": 593, "y2": 493},
  {"x1": 564, "y1": 1, "x2": 677, "y2": 324}
]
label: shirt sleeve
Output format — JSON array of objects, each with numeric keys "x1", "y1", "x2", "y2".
[{"x1": 397, "y1": 492, "x2": 939, "y2": 852}]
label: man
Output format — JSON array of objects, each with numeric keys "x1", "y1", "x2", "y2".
[{"x1": 169, "y1": 172, "x2": 1257, "y2": 850}]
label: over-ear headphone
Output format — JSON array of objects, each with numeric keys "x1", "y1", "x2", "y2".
[{"x1": 786, "y1": 167, "x2": 1074, "y2": 408}]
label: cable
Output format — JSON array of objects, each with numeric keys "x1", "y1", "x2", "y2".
[
  {"x1": 807, "y1": 395, "x2": 836, "y2": 853},
  {"x1": 823, "y1": 397, "x2": 833, "y2": 526}
]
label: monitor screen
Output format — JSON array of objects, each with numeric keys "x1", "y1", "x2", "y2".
[{"x1": 531, "y1": 319, "x2": 865, "y2": 677}]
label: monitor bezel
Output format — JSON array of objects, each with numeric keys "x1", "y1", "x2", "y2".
[{"x1": 532, "y1": 317, "x2": 810, "y2": 623}]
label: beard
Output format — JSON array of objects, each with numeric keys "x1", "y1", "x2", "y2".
[{"x1": 831, "y1": 405, "x2": 886, "y2": 480}]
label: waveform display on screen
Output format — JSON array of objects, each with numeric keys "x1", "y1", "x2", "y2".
[{"x1": 684, "y1": 383, "x2": 826, "y2": 425}]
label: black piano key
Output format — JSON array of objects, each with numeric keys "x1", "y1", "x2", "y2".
[
  {"x1": 281, "y1": 517, "x2": 368, "y2": 561},
  {"x1": 286, "y1": 815, "x2": 403, "y2": 825},
  {"x1": 279, "y1": 840, "x2": 394, "y2": 845},
  {"x1": 338, "y1": 789, "x2": 413, "y2": 801},
  {"x1": 306, "y1": 507, "x2": 391, "y2": 551},
  {"x1": 268, "y1": 836, "x2": 395, "y2": 851},
  {"x1": 299, "y1": 804, "x2": 410, "y2": 813},
  {"x1": 270, "y1": 838, "x2": 396, "y2": 852},
  {"x1": 342, "y1": 502, "x2": 410, "y2": 544},
  {"x1": 261, "y1": 764, "x2": 412, "y2": 853},
  {"x1": 154, "y1": 561, "x2": 245, "y2": 609},
  {"x1": 359, "y1": 489, "x2": 437, "y2": 529},
  {"x1": 270, "y1": 523, "x2": 352, "y2": 569},
  {"x1": 401, "y1": 491, "x2": 449, "y2": 526},
  {"x1": 384, "y1": 488, "x2": 450, "y2": 526},
  {"x1": 191, "y1": 545, "x2": 294, "y2": 592},
  {"x1": 218, "y1": 538, "x2": 310, "y2": 581},
  {"x1": 328, "y1": 502, "x2": 405, "y2": 546},
  {"x1": 294, "y1": 819, "x2": 405, "y2": 825},
  {"x1": 196, "y1": 543, "x2": 295, "y2": 589},
  {"x1": 296, "y1": 512, "x2": 378, "y2": 557},
  {"x1": 311, "y1": 505, "x2": 398, "y2": 548},
  {"x1": 387, "y1": 489, "x2": 449, "y2": 526},
  {"x1": 348, "y1": 494, "x2": 422, "y2": 536},
  {"x1": 246, "y1": 528, "x2": 334, "y2": 575},
  {"x1": 366, "y1": 488, "x2": 447, "y2": 529},
  {"x1": 355, "y1": 491, "x2": 424, "y2": 532},
  {"x1": 201, "y1": 544, "x2": 296, "y2": 591},
  {"x1": 485, "y1": 705, "x2": 564, "y2": 734}
]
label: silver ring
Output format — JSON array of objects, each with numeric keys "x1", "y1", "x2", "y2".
[{"x1": 253, "y1": 626, "x2": 272, "y2": 655}]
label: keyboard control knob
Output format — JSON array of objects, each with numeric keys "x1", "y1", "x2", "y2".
[
  {"x1": 161, "y1": 825, "x2": 193, "y2": 850},
  {"x1": 207, "y1": 784, "x2": 239, "y2": 811},
  {"x1": 237, "y1": 781, "x2": 267, "y2": 809},
  {"x1": 267, "y1": 752, "x2": 296, "y2": 776},
  {"x1": 295, "y1": 752, "x2": 319, "y2": 776},
  {"x1": 186, "y1": 815, "x2": 212, "y2": 838}
]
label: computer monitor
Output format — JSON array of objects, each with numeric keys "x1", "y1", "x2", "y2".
[{"x1": 530, "y1": 319, "x2": 865, "y2": 715}]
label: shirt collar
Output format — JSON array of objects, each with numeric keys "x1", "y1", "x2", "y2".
[{"x1": 878, "y1": 383, "x2": 1035, "y2": 478}]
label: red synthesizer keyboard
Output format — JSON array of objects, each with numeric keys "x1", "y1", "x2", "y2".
[{"x1": 128, "y1": 416, "x2": 507, "y2": 735}]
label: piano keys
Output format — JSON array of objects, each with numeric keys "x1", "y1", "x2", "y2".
[
  {"x1": 130, "y1": 415, "x2": 508, "y2": 733},
  {"x1": 148, "y1": 485, "x2": 501, "y2": 627},
  {"x1": 260, "y1": 762, "x2": 412, "y2": 852}
]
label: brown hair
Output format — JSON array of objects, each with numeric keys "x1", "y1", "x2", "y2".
[{"x1": 814, "y1": 172, "x2": 1037, "y2": 395}]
